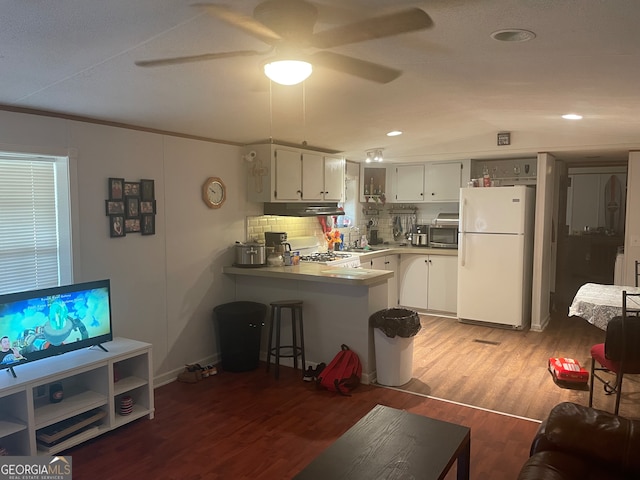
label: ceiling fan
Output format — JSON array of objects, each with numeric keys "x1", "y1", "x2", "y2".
[{"x1": 135, "y1": 0, "x2": 434, "y2": 84}]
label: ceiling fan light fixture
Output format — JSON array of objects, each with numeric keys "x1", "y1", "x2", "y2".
[{"x1": 264, "y1": 59, "x2": 312, "y2": 85}]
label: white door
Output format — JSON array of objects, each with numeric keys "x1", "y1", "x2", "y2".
[
  {"x1": 427, "y1": 255, "x2": 458, "y2": 313},
  {"x1": 458, "y1": 233, "x2": 525, "y2": 326},
  {"x1": 460, "y1": 185, "x2": 528, "y2": 234},
  {"x1": 301, "y1": 153, "x2": 324, "y2": 201},
  {"x1": 399, "y1": 255, "x2": 428, "y2": 310}
]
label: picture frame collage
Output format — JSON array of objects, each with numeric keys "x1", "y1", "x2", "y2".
[{"x1": 106, "y1": 178, "x2": 156, "y2": 237}]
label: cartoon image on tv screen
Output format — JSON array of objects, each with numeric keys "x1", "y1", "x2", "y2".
[{"x1": 0, "y1": 286, "x2": 111, "y2": 366}]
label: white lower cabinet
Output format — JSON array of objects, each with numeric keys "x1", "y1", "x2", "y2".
[
  {"x1": 362, "y1": 255, "x2": 399, "y2": 307},
  {"x1": 399, "y1": 254, "x2": 458, "y2": 313},
  {"x1": 0, "y1": 337, "x2": 153, "y2": 456}
]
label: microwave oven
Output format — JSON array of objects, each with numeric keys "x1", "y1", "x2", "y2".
[{"x1": 428, "y1": 224, "x2": 458, "y2": 249}]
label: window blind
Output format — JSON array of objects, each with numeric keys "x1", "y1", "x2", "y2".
[{"x1": 0, "y1": 158, "x2": 60, "y2": 294}]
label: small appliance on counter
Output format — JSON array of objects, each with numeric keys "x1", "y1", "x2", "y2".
[
  {"x1": 429, "y1": 213, "x2": 459, "y2": 249},
  {"x1": 265, "y1": 232, "x2": 291, "y2": 252},
  {"x1": 411, "y1": 225, "x2": 429, "y2": 247},
  {"x1": 234, "y1": 241, "x2": 266, "y2": 267}
]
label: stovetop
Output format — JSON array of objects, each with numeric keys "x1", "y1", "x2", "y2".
[{"x1": 299, "y1": 252, "x2": 353, "y2": 263}]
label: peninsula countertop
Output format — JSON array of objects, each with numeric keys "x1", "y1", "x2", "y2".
[
  {"x1": 223, "y1": 263, "x2": 393, "y2": 286},
  {"x1": 223, "y1": 246, "x2": 456, "y2": 286}
]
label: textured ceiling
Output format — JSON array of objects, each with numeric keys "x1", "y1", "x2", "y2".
[{"x1": 2, "y1": 0, "x2": 639, "y2": 164}]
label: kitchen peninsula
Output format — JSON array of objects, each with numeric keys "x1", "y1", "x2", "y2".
[{"x1": 222, "y1": 261, "x2": 392, "y2": 383}]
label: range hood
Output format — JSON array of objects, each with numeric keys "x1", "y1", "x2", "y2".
[{"x1": 263, "y1": 203, "x2": 345, "y2": 217}]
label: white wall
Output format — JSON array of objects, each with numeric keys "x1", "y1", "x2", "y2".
[{"x1": 0, "y1": 110, "x2": 257, "y2": 384}]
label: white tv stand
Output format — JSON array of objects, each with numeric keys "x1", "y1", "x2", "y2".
[{"x1": 0, "y1": 337, "x2": 154, "y2": 455}]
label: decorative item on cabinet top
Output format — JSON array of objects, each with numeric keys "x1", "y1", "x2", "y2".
[{"x1": 106, "y1": 178, "x2": 156, "y2": 237}]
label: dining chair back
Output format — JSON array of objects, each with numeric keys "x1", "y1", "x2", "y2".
[{"x1": 589, "y1": 290, "x2": 640, "y2": 415}]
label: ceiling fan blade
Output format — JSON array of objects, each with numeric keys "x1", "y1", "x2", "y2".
[
  {"x1": 310, "y1": 51, "x2": 401, "y2": 84},
  {"x1": 135, "y1": 49, "x2": 269, "y2": 68},
  {"x1": 311, "y1": 8, "x2": 433, "y2": 49},
  {"x1": 193, "y1": 3, "x2": 282, "y2": 45}
]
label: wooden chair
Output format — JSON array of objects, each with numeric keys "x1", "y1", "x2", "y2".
[{"x1": 589, "y1": 290, "x2": 640, "y2": 414}]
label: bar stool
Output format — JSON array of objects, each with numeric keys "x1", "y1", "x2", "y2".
[{"x1": 266, "y1": 300, "x2": 305, "y2": 379}]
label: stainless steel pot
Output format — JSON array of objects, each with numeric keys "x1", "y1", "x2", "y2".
[
  {"x1": 234, "y1": 242, "x2": 266, "y2": 267},
  {"x1": 411, "y1": 233, "x2": 429, "y2": 247}
]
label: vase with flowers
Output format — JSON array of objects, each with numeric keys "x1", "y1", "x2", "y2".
[{"x1": 325, "y1": 229, "x2": 342, "y2": 251}]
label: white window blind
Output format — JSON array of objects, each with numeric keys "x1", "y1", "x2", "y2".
[{"x1": 0, "y1": 157, "x2": 61, "y2": 294}]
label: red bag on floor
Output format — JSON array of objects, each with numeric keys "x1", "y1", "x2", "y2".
[{"x1": 317, "y1": 344, "x2": 362, "y2": 395}]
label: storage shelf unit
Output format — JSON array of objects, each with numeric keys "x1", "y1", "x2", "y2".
[{"x1": 0, "y1": 337, "x2": 153, "y2": 456}]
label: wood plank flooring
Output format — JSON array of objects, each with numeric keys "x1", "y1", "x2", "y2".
[
  {"x1": 68, "y1": 367, "x2": 539, "y2": 480},
  {"x1": 404, "y1": 310, "x2": 640, "y2": 420}
]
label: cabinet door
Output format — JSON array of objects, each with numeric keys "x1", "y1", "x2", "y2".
[
  {"x1": 301, "y1": 153, "x2": 324, "y2": 201},
  {"x1": 274, "y1": 148, "x2": 302, "y2": 201},
  {"x1": 384, "y1": 254, "x2": 399, "y2": 307},
  {"x1": 425, "y1": 162, "x2": 462, "y2": 202},
  {"x1": 399, "y1": 255, "x2": 428, "y2": 309},
  {"x1": 364, "y1": 255, "x2": 399, "y2": 308},
  {"x1": 323, "y1": 155, "x2": 344, "y2": 201},
  {"x1": 395, "y1": 165, "x2": 425, "y2": 202},
  {"x1": 427, "y1": 255, "x2": 458, "y2": 313}
]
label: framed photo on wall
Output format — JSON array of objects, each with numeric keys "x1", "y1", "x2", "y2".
[
  {"x1": 108, "y1": 178, "x2": 124, "y2": 200},
  {"x1": 125, "y1": 197, "x2": 140, "y2": 218},
  {"x1": 141, "y1": 214, "x2": 155, "y2": 235},
  {"x1": 124, "y1": 218, "x2": 140, "y2": 233},
  {"x1": 105, "y1": 200, "x2": 125, "y2": 215},
  {"x1": 110, "y1": 215, "x2": 125, "y2": 237},
  {"x1": 124, "y1": 181, "x2": 140, "y2": 197},
  {"x1": 140, "y1": 179, "x2": 155, "y2": 201}
]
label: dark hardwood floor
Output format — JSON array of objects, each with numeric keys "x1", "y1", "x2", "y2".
[
  {"x1": 67, "y1": 307, "x2": 639, "y2": 479},
  {"x1": 68, "y1": 366, "x2": 539, "y2": 480}
]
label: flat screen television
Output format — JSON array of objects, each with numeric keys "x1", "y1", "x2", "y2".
[{"x1": 0, "y1": 279, "x2": 113, "y2": 376}]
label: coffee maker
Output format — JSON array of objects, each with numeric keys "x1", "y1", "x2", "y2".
[{"x1": 264, "y1": 232, "x2": 291, "y2": 252}]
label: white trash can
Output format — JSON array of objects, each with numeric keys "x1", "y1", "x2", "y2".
[
  {"x1": 370, "y1": 308, "x2": 421, "y2": 387},
  {"x1": 373, "y1": 328, "x2": 415, "y2": 386}
]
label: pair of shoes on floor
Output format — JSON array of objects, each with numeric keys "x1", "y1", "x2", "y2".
[{"x1": 303, "y1": 362, "x2": 327, "y2": 382}]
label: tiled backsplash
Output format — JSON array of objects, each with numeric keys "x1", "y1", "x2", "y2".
[
  {"x1": 246, "y1": 215, "x2": 324, "y2": 242},
  {"x1": 246, "y1": 200, "x2": 459, "y2": 246}
]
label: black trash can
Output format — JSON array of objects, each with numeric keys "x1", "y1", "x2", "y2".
[{"x1": 213, "y1": 301, "x2": 266, "y2": 372}]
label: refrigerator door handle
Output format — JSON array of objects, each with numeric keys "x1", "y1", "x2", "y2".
[{"x1": 460, "y1": 198, "x2": 466, "y2": 266}]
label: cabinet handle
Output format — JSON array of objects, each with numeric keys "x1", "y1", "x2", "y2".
[
  {"x1": 297, "y1": 190, "x2": 302, "y2": 197},
  {"x1": 431, "y1": 192, "x2": 435, "y2": 196}
]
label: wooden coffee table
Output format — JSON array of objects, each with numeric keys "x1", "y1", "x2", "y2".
[{"x1": 294, "y1": 404, "x2": 471, "y2": 479}]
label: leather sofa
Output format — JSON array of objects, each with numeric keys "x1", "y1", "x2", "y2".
[{"x1": 518, "y1": 402, "x2": 640, "y2": 480}]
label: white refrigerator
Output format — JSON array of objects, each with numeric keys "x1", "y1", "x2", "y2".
[{"x1": 457, "y1": 185, "x2": 535, "y2": 329}]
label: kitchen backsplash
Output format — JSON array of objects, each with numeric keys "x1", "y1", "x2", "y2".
[
  {"x1": 246, "y1": 201, "x2": 459, "y2": 247},
  {"x1": 246, "y1": 215, "x2": 323, "y2": 242}
]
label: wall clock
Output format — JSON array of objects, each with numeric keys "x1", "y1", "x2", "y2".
[{"x1": 202, "y1": 176, "x2": 226, "y2": 209}]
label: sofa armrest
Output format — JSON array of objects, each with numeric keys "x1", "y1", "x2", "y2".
[{"x1": 531, "y1": 402, "x2": 640, "y2": 474}]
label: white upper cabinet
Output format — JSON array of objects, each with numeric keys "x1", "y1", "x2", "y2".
[
  {"x1": 424, "y1": 162, "x2": 463, "y2": 202},
  {"x1": 395, "y1": 164, "x2": 425, "y2": 202},
  {"x1": 302, "y1": 153, "x2": 344, "y2": 202},
  {"x1": 246, "y1": 144, "x2": 343, "y2": 203},
  {"x1": 275, "y1": 148, "x2": 303, "y2": 200}
]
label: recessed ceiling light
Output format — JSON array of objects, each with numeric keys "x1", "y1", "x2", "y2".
[
  {"x1": 491, "y1": 29, "x2": 536, "y2": 42},
  {"x1": 387, "y1": 130, "x2": 403, "y2": 137},
  {"x1": 562, "y1": 113, "x2": 583, "y2": 120}
]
